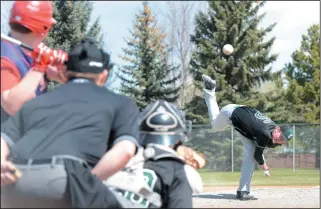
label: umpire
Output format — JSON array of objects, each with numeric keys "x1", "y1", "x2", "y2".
[{"x1": 0, "y1": 39, "x2": 140, "y2": 208}]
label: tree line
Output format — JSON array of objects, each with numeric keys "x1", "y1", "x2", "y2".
[
  {"x1": 117, "y1": 1, "x2": 319, "y2": 126},
  {"x1": 9, "y1": 1, "x2": 316, "y2": 125},
  {"x1": 2, "y1": 1, "x2": 319, "y2": 170}
]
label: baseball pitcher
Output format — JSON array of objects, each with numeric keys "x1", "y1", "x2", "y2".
[{"x1": 202, "y1": 74, "x2": 293, "y2": 200}]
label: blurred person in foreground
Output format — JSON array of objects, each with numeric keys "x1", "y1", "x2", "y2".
[
  {"x1": 52, "y1": 100, "x2": 206, "y2": 208},
  {"x1": 102, "y1": 100, "x2": 206, "y2": 208},
  {"x1": 202, "y1": 74, "x2": 293, "y2": 201},
  {"x1": 1, "y1": 1, "x2": 67, "y2": 124},
  {"x1": 0, "y1": 38, "x2": 140, "y2": 208}
]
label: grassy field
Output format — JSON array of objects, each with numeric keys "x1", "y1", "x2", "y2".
[{"x1": 199, "y1": 168, "x2": 320, "y2": 186}]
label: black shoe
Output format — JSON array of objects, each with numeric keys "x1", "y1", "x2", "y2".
[
  {"x1": 236, "y1": 191, "x2": 257, "y2": 201},
  {"x1": 202, "y1": 74, "x2": 216, "y2": 91}
]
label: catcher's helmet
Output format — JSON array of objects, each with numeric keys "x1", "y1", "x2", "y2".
[
  {"x1": 10, "y1": 1, "x2": 56, "y2": 36},
  {"x1": 139, "y1": 100, "x2": 189, "y2": 147}
]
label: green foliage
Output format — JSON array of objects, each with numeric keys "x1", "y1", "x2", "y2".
[
  {"x1": 186, "y1": 1, "x2": 278, "y2": 123},
  {"x1": 283, "y1": 24, "x2": 320, "y2": 123},
  {"x1": 44, "y1": 1, "x2": 104, "y2": 90},
  {"x1": 117, "y1": 1, "x2": 181, "y2": 109},
  {"x1": 246, "y1": 74, "x2": 294, "y2": 123}
]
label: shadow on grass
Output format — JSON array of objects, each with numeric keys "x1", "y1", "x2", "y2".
[{"x1": 193, "y1": 193, "x2": 258, "y2": 201}]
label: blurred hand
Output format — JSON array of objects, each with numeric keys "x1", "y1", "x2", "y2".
[
  {"x1": 30, "y1": 43, "x2": 68, "y2": 73},
  {"x1": 260, "y1": 163, "x2": 269, "y2": 171},
  {"x1": 49, "y1": 49, "x2": 68, "y2": 67},
  {"x1": 46, "y1": 65, "x2": 67, "y2": 83},
  {"x1": 30, "y1": 43, "x2": 53, "y2": 73},
  {"x1": 1, "y1": 160, "x2": 21, "y2": 186}
]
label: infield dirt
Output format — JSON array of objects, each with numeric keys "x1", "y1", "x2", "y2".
[{"x1": 193, "y1": 186, "x2": 320, "y2": 208}]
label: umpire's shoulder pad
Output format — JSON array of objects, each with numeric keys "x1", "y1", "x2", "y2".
[{"x1": 143, "y1": 144, "x2": 185, "y2": 164}]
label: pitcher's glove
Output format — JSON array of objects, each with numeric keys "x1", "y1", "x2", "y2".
[{"x1": 176, "y1": 145, "x2": 206, "y2": 169}]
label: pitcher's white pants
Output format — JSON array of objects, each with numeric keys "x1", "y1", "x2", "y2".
[{"x1": 204, "y1": 88, "x2": 256, "y2": 193}]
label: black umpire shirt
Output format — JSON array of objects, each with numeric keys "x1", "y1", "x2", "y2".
[
  {"x1": 230, "y1": 106, "x2": 277, "y2": 165},
  {"x1": 0, "y1": 79, "x2": 140, "y2": 167}
]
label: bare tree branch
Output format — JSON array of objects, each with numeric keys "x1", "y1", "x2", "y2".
[{"x1": 160, "y1": 1, "x2": 197, "y2": 107}]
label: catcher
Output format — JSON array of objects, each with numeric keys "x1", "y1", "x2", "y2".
[{"x1": 104, "y1": 100, "x2": 206, "y2": 208}]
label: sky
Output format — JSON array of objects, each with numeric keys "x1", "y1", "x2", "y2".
[
  {"x1": 1, "y1": 1, "x2": 320, "y2": 89},
  {"x1": 91, "y1": 1, "x2": 320, "y2": 89},
  {"x1": 92, "y1": 1, "x2": 320, "y2": 70}
]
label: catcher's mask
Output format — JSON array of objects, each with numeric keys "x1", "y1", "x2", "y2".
[{"x1": 139, "y1": 100, "x2": 191, "y2": 147}]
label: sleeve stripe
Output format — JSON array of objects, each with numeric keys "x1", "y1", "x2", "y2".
[
  {"x1": 112, "y1": 135, "x2": 139, "y2": 147},
  {"x1": 1, "y1": 132, "x2": 14, "y2": 147}
]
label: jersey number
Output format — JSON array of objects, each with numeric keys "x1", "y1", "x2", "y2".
[
  {"x1": 123, "y1": 169, "x2": 158, "y2": 208},
  {"x1": 254, "y1": 111, "x2": 272, "y2": 124}
]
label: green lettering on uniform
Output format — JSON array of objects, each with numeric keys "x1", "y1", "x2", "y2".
[
  {"x1": 122, "y1": 169, "x2": 158, "y2": 208},
  {"x1": 254, "y1": 111, "x2": 272, "y2": 124}
]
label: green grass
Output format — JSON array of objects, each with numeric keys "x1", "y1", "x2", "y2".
[{"x1": 199, "y1": 168, "x2": 320, "y2": 187}]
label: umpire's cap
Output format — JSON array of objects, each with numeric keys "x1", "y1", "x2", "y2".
[
  {"x1": 139, "y1": 100, "x2": 189, "y2": 147},
  {"x1": 65, "y1": 38, "x2": 113, "y2": 73}
]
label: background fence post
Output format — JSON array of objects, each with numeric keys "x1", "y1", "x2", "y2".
[
  {"x1": 231, "y1": 128, "x2": 234, "y2": 172},
  {"x1": 292, "y1": 124, "x2": 296, "y2": 172}
]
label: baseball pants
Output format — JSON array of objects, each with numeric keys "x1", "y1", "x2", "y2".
[
  {"x1": 0, "y1": 155, "x2": 82, "y2": 208},
  {"x1": 204, "y1": 88, "x2": 257, "y2": 193}
]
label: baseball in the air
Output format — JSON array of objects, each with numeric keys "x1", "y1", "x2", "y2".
[{"x1": 223, "y1": 44, "x2": 234, "y2": 55}]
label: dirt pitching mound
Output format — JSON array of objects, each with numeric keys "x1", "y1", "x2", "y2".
[{"x1": 193, "y1": 186, "x2": 320, "y2": 208}]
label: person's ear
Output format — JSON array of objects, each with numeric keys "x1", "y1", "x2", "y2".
[{"x1": 97, "y1": 70, "x2": 108, "y2": 86}]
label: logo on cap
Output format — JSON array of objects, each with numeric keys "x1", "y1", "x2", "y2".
[
  {"x1": 14, "y1": 16, "x2": 22, "y2": 21},
  {"x1": 89, "y1": 61, "x2": 103, "y2": 68}
]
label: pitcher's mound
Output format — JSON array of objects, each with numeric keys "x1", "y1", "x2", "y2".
[{"x1": 193, "y1": 187, "x2": 320, "y2": 208}]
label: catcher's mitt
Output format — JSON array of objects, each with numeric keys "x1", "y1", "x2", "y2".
[{"x1": 176, "y1": 145, "x2": 206, "y2": 169}]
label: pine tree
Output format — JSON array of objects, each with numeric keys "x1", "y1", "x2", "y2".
[
  {"x1": 186, "y1": 1, "x2": 278, "y2": 123},
  {"x1": 283, "y1": 24, "x2": 320, "y2": 123},
  {"x1": 117, "y1": 1, "x2": 181, "y2": 109},
  {"x1": 44, "y1": 1, "x2": 105, "y2": 91}
]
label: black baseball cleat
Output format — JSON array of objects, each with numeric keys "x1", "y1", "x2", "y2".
[
  {"x1": 202, "y1": 74, "x2": 217, "y2": 91},
  {"x1": 236, "y1": 191, "x2": 257, "y2": 201}
]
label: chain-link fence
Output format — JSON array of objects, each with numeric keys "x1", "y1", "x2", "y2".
[{"x1": 186, "y1": 124, "x2": 320, "y2": 172}]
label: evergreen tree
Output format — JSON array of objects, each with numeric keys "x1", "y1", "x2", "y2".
[
  {"x1": 186, "y1": 1, "x2": 278, "y2": 123},
  {"x1": 117, "y1": 1, "x2": 181, "y2": 109},
  {"x1": 283, "y1": 24, "x2": 320, "y2": 123},
  {"x1": 44, "y1": 1, "x2": 105, "y2": 90}
]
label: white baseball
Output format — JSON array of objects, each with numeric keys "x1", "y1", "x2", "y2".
[
  {"x1": 223, "y1": 44, "x2": 234, "y2": 55},
  {"x1": 264, "y1": 170, "x2": 270, "y2": 177}
]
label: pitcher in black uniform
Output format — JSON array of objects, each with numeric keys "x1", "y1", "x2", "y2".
[
  {"x1": 202, "y1": 74, "x2": 293, "y2": 200},
  {"x1": 104, "y1": 100, "x2": 205, "y2": 208}
]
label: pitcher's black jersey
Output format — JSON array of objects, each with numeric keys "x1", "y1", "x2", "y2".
[{"x1": 230, "y1": 106, "x2": 277, "y2": 165}]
